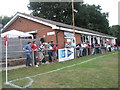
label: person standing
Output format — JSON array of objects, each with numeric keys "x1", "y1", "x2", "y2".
[
  {"x1": 91, "y1": 43, "x2": 95, "y2": 55},
  {"x1": 82, "y1": 42, "x2": 87, "y2": 56},
  {"x1": 23, "y1": 42, "x2": 32, "y2": 67},
  {"x1": 47, "y1": 42, "x2": 53, "y2": 63},
  {"x1": 39, "y1": 43, "x2": 46, "y2": 64},
  {"x1": 80, "y1": 42, "x2": 84, "y2": 57},
  {"x1": 50, "y1": 40, "x2": 54, "y2": 47},
  {"x1": 31, "y1": 41, "x2": 38, "y2": 67},
  {"x1": 71, "y1": 40, "x2": 76, "y2": 48},
  {"x1": 87, "y1": 42, "x2": 91, "y2": 55},
  {"x1": 50, "y1": 40, "x2": 57, "y2": 62},
  {"x1": 38, "y1": 43, "x2": 46, "y2": 64},
  {"x1": 94, "y1": 42, "x2": 100, "y2": 54},
  {"x1": 104, "y1": 42, "x2": 107, "y2": 52},
  {"x1": 52, "y1": 44, "x2": 58, "y2": 62},
  {"x1": 65, "y1": 41, "x2": 72, "y2": 48},
  {"x1": 107, "y1": 44, "x2": 112, "y2": 52},
  {"x1": 76, "y1": 42, "x2": 81, "y2": 58},
  {"x1": 38, "y1": 43, "x2": 44, "y2": 65}
]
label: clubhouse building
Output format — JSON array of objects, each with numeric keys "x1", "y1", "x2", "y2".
[{"x1": 2, "y1": 12, "x2": 117, "y2": 48}]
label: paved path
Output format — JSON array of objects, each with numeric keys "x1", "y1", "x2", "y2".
[{"x1": 0, "y1": 65, "x2": 26, "y2": 71}]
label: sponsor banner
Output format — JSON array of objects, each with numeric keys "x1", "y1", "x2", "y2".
[{"x1": 58, "y1": 48, "x2": 74, "y2": 62}]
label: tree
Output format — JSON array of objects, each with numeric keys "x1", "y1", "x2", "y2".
[
  {"x1": 109, "y1": 25, "x2": 120, "y2": 45},
  {"x1": 28, "y1": 2, "x2": 73, "y2": 24},
  {"x1": 0, "y1": 16, "x2": 2, "y2": 24},
  {"x1": 28, "y1": 2, "x2": 109, "y2": 34},
  {"x1": 0, "y1": 16, "x2": 12, "y2": 27}
]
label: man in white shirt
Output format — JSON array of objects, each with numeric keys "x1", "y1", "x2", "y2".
[{"x1": 82, "y1": 42, "x2": 87, "y2": 56}]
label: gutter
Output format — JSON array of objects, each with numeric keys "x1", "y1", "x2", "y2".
[{"x1": 53, "y1": 25, "x2": 117, "y2": 39}]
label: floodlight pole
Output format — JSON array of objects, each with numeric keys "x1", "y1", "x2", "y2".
[
  {"x1": 72, "y1": 0, "x2": 75, "y2": 38},
  {"x1": 72, "y1": 0, "x2": 76, "y2": 58}
]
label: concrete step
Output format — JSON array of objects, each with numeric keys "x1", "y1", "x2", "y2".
[{"x1": 1, "y1": 65, "x2": 26, "y2": 71}]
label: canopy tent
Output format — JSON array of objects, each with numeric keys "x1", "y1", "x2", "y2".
[{"x1": 1, "y1": 30, "x2": 33, "y2": 39}]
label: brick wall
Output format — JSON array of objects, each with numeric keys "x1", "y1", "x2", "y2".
[
  {"x1": 4, "y1": 16, "x2": 113, "y2": 48},
  {"x1": 57, "y1": 30, "x2": 65, "y2": 49},
  {"x1": 5, "y1": 17, "x2": 58, "y2": 46},
  {"x1": 75, "y1": 33, "x2": 81, "y2": 44}
]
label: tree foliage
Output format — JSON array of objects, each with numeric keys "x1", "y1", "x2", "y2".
[
  {"x1": 109, "y1": 25, "x2": 120, "y2": 45},
  {"x1": 28, "y1": 2, "x2": 109, "y2": 34},
  {"x1": 0, "y1": 16, "x2": 12, "y2": 27}
]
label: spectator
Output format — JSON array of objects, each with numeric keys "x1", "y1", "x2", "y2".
[
  {"x1": 31, "y1": 41, "x2": 38, "y2": 67},
  {"x1": 50, "y1": 40, "x2": 54, "y2": 47},
  {"x1": 38, "y1": 43, "x2": 44, "y2": 65},
  {"x1": 50, "y1": 41, "x2": 57, "y2": 62},
  {"x1": 107, "y1": 44, "x2": 111, "y2": 52},
  {"x1": 94, "y1": 42, "x2": 101, "y2": 54},
  {"x1": 23, "y1": 42, "x2": 32, "y2": 67},
  {"x1": 65, "y1": 41, "x2": 72, "y2": 48},
  {"x1": 47, "y1": 42, "x2": 53, "y2": 63},
  {"x1": 82, "y1": 42, "x2": 87, "y2": 56},
  {"x1": 39, "y1": 43, "x2": 46, "y2": 64},
  {"x1": 76, "y1": 42, "x2": 81, "y2": 58},
  {"x1": 80, "y1": 42, "x2": 84, "y2": 57},
  {"x1": 91, "y1": 43, "x2": 95, "y2": 55},
  {"x1": 71, "y1": 40, "x2": 76, "y2": 48},
  {"x1": 56, "y1": 44, "x2": 59, "y2": 59},
  {"x1": 104, "y1": 42, "x2": 107, "y2": 52},
  {"x1": 87, "y1": 42, "x2": 91, "y2": 55}
]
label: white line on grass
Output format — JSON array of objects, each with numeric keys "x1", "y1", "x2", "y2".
[{"x1": 5, "y1": 52, "x2": 117, "y2": 88}]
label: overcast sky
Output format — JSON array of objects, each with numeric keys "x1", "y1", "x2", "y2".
[{"x1": 0, "y1": 0, "x2": 119, "y2": 26}]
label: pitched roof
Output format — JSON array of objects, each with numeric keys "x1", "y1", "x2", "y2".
[{"x1": 2, "y1": 12, "x2": 116, "y2": 39}]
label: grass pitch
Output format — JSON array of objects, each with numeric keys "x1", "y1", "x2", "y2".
[{"x1": 2, "y1": 51, "x2": 118, "y2": 88}]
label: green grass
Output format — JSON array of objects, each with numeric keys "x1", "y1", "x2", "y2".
[{"x1": 2, "y1": 51, "x2": 119, "y2": 88}]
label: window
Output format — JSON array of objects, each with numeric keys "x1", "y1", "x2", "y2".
[
  {"x1": 91, "y1": 36, "x2": 93, "y2": 43},
  {"x1": 64, "y1": 32, "x2": 74, "y2": 38},
  {"x1": 81, "y1": 35, "x2": 88, "y2": 43},
  {"x1": 81, "y1": 35, "x2": 83, "y2": 43}
]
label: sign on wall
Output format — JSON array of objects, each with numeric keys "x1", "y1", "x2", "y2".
[
  {"x1": 47, "y1": 32, "x2": 55, "y2": 36},
  {"x1": 58, "y1": 48, "x2": 74, "y2": 62}
]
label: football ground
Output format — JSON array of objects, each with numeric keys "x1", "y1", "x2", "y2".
[{"x1": 2, "y1": 51, "x2": 119, "y2": 88}]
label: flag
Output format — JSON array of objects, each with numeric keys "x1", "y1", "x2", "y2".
[{"x1": 4, "y1": 35, "x2": 8, "y2": 46}]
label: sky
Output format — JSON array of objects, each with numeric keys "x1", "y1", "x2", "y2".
[{"x1": 0, "y1": 0, "x2": 119, "y2": 26}]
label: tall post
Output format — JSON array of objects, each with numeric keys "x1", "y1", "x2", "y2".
[
  {"x1": 5, "y1": 41, "x2": 8, "y2": 83},
  {"x1": 4, "y1": 35, "x2": 8, "y2": 84},
  {"x1": 72, "y1": 0, "x2": 75, "y2": 39},
  {"x1": 72, "y1": 0, "x2": 76, "y2": 58}
]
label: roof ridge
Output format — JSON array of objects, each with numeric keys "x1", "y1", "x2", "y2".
[
  {"x1": 17, "y1": 12, "x2": 110, "y2": 36},
  {"x1": 3, "y1": 12, "x2": 115, "y2": 38}
]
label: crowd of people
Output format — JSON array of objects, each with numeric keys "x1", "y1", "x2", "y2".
[
  {"x1": 23, "y1": 40, "x2": 58, "y2": 67},
  {"x1": 23, "y1": 39, "x2": 118, "y2": 67},
  {"x1": 65, "y1": 40, "x2": 117, "y2": 58}
]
